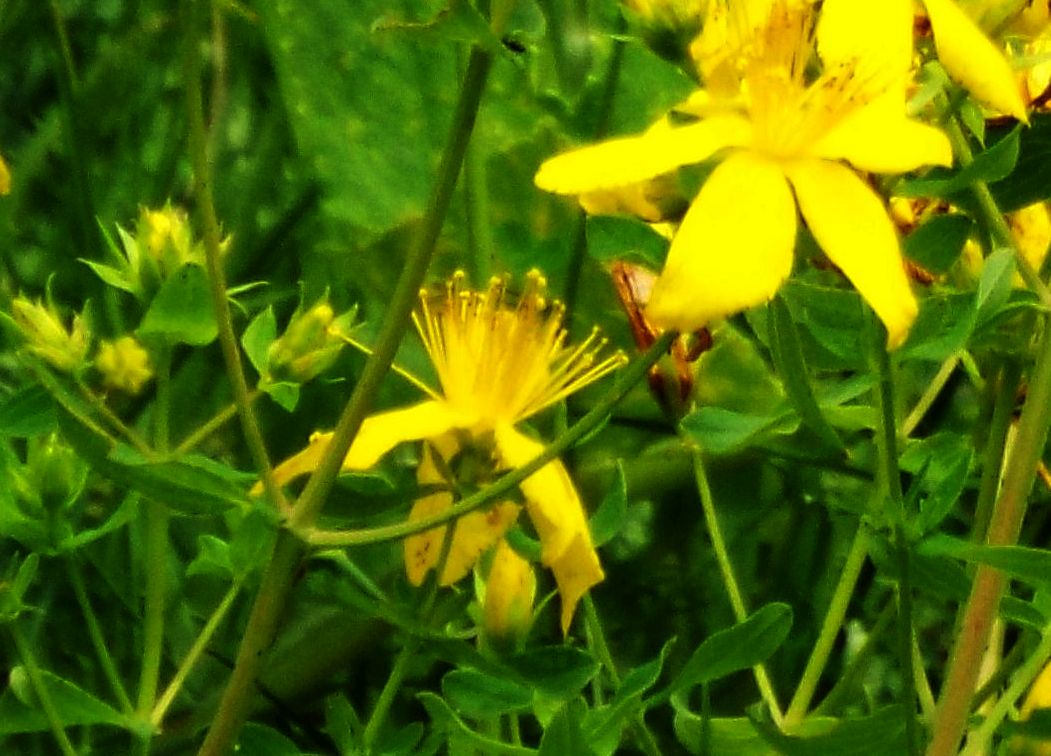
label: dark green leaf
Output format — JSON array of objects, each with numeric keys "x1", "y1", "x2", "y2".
[
  {"x1": 680, "y1": 406, "x2": 799, "y2": 455},
  {"x1": 539, "y1": 700, "x2": 594, "y2": 756},
  {"x1": 920, "y1": 535, "x2": 1051, "y2": 589},
  {"x1": 0, "y1": 669, "x2": 132, "y2": 734},
  {"x1": 898, "y1": 293, "x2": 976, "y2": 362},
  {"x1": 0, "y1": 385, "x2": 56, "y2": 438},
  {"x1": 990, "y1": 112, "x2": 1051, "y2": 210},
  {"x1": 418, "y1": 693, "x2": 536, "y2": 755},
  {"x1": 751, "y1": 705, "x2": 907, "y2": 756},
  {"x1": 903, "y1": 214, "x2": 973, "y2": 274},
  {"x1": 508, "y1": 646, "x2": 599, "y2": 699},
  {"x1": 896, "y1": 127, "x2": 1021, "y2": 198},
  {"x1": 138, "y1": 263, "x2": 218, "y2": 346},
  {"x1": 235, "y1": 723, "x2": 305, "y2": 756},
  {"x1": 441, "y1": 669, "x2": 532, "y2": 718},
  {"x1": 669, "y1": 603, "x2": 792, "y2": 693},
  {"x1": 590, "y1": 462, "x2": 627, "y2": 547},
  {"x1": 976, "y1": 247, "x2": 1016, "y2": 325},
  {"x1": 586, "y1": 216, "x2": 667, "y2": 268},
  {"x1": 242, "y1": 306, "x2": 277, "y2": 377}
]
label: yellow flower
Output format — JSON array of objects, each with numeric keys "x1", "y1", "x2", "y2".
[
  {"x1": 95, "y1": 336, "x2": 153, "y2": 395},
  {"x1": 920, "y1": 0, "x2": 1029, "y2": 120},
  {"x1": 266, "y1": 271, "x2": 625, "y2": 633},
  {"x1": 0, "y1": 154, "x2": 10, "y2": 195},
  {"x1": 536, "y1": 0, "x2": 952, "y2": 349}
]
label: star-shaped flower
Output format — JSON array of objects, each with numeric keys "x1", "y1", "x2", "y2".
[
  {"x1": 265, "y1": 271, "x2": 625, "y2": 633},
  {"x1": 536, "y1": 0, "x2": 953, "y2": 348}
]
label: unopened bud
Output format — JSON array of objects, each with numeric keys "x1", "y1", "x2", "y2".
[
  {"x1": 482, "y1": 541, "x2": 535, "y2": 644},
  {"x1": 10, "y1": 298, "x2": 89, "y2": 373},
  {"x1": 95, "y1": 336, "x2": 153, "y2": 394},
  {"x1": 267, "y1": 300, "x2": 351, "y2": 383}
]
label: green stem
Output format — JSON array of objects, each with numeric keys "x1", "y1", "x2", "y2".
[
  {"x1": 9, "y1": 623, "x2": 78, "y2": 756},
  {"x1": 76, "y1": 380, "x2": 153, "y2": 456},
  {"x1": 902, "y1": 355, "x2": 959, "y2": 438},
  {"x1": 813, "y1": 600, "x2": 896, "y2": 716},
  {"x1": 871, "y1": 325, "x2": 919, "y2": 756},
  {"x1": 972, "y1": 361, "x2": 1023, "y2": 543},
  {"x1": 927, "y1": 318, "x2": 1051, "y2": 756},
  {"x1": 173, "y1": 390, "x2": 261, "y2": 456},
  {"x1": 66, "y1": 557, "x2": 134, "y2": 715},
  {"x1": 959, "y1": 620, "x2": 1051, "y2": 755},
  {"x1": 136, "y1": 501, "x2": 169, "y2": 731},
  {"x1": 784, "y1": 524, "x2": 870, "y2": 724},
  {"x1": 691, "y1": 449, "x2": 784, "y2": 726},
  {"x1": 583, "y1": 595, "x2": 662, "y2": 756},
  {"x1": 155, "y1": 345, "x2": 172, "y2": 454},
  {"x1": 196, "y1": 34, "x2": 500, "y2": 756},
  {"x1": 182, "y1": 0, "x2": 288, "y2": 515},
  {"x1": 305, "y1": 333, "x2": 675, "y2": 548},
  {"x1": 464, "y1": 139, "x2": 493, "y2": 284},
  {"x1": 151, "y1": 580, "x2": 242, "y2": 728}
]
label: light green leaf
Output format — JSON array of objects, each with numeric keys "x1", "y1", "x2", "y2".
[
  {"x1": 138, "y1": 263, "x2": 218, "y2": 346},
  {"x1": 0, "y1": 668, "x2": 132, "y2": 733},
  {"x1": 0, "y1": 386, "x2": 56, "y2": 438}
]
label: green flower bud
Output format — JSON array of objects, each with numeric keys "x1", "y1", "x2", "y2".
[
  {"x1": 10, "y1": 297, "x2": 90, "y2": 373},
  {"x1": 267, "y1": 299, "x2": 355, "y2": 383}
]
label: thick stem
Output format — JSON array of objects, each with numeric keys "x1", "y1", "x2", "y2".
[
  {"x1": 136, "y1": 501, "x2": 169, "y2": 735},
  {"x1": 927, "y1": 319, "x2": 1051, "y2": 756},
  {"x1": 691, "y1": 449, "x2": 784, "y2": 726},
  {"x1": 784, "y1": 524, "x2": 870, "y2": 724},
  {"x1": 196, "y1": 33, "x2": 499, "y2": 756},
  {"x1": 182, "y1": 0, "x2": 287, "y2": 515},
  {"x1": 972, "y1": 362, "x2": 1023, "y2": 543}
]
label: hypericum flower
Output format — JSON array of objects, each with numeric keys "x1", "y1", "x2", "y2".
[
  {"x1": 264, "y1": 271, "x2": 626, "y2": 633},
  {"x1": 95, "y1": 336, "x2": 153, "y2": 395},
  {"x1": 536, "y1": 0, "x2": 952, "y2": 349},
  {"x1": 10, "y1": 297, "x2": 90, "y2": 373},
  {"x1": 920, "y1": 0, "x2": 1029, "y2": 120}
]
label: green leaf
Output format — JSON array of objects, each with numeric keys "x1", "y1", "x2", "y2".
[
  {"x1": 902, "y1": 214, "x2": 973, "y2": 274},
  {"x1": 750, "y1": 705, "x2": 907, "y2": 756},
  {"x1": 324, "y1": 694, "x2": 362, "y2": 754},
  {"x1": 920, "y1": 535, "x2": 1051, "y2": 589},
  {"x1": 138, "y1": 263, "x2": 218, "y2": 346},
  {"x1": 540, "y1": 700, "x2": 594, "y2": 756},
  {"x1": 769, "y1": 296, "x2": 843, "y2": 452},
  {"x1": 778, "y1": 281, "x2": 867, "y2": 368},
  {"x1": 418, "y1": 692, "x2": 537, "y2": 755},
  {"x1": 242, "y1": 306, "x2": 277, "y2": 377},
  {"x1": 679, "y1": 406, "x2": 799, "y2": 455},
  {"x1": 586, "y1": 216, "x2": 667, "y2": 268},
  {"x1": 80, "y1": 259, "x2": 137, "y2": 295},
  {"x1": 976, "y1": 248, "x2": 1016, "y2": 326},
  {"x1": 672, "y1": 709, "x2": 774, "y2": 756},
  {"x1": 898, "y1": 292, "x2": 976, "y2": 362},
  {"x1": 372, "y1": 0, "x2": 500, "y2": 53},
  {"x1": 590, "y1": 462, "x2": 627, "y2": 547},
  {"x1": 441, "y1": 669, "x2": 533, "y2": 718},
  {"x1": 0, "y1": 385, "x2": 56, "y2": 438},
  {"x1": 896, "y1": 127, "x2": 1021, "y2": 198},
  {"x1": 900, "y1": 433, "x2": 974, "y2": 534},
  {"x1": 668, "y1": 603, "x2": 793, "y2": 694},
  {"x1": 507, "y1": 646, "x2": 599, "y2": 699},
  {"x1": 990, "y1": 112, "x2": 1051, "y2": 211},
  {"x1": 235, "y1": 723, "x2": 306, "y2": 756},
  {"x1": 0, "y1": 668, "x2": 132, "y2": 733},
  {"x1": 259, "y1": 0, "x2": 457, "y2": 236}
]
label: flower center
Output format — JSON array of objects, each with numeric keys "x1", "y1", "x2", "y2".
[{"x1": 413, "y1": 270, "x2": 626, "y2": 425}]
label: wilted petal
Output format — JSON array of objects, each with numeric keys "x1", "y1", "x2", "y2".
[
  {"x1": 534, "y1": 114, "x2": 752, "y2": 195},
  {"x1": 813, "y1": 93, "x2": 953, "y2": 173},
  {"x1": 924, "y1": 0, "x2": 1028, "y2": 121},
  {"x1": 646, "y1": 150, "x2": 797, "y2": 332},
  {"x1": 786, "y1": 158, "x2": 918, "y2": 349},
  {"x1": 493, "y1": 424, "x2": 603, "y2": 634}
]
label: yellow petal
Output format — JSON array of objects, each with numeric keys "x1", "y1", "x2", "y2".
[
  {"x1": 785, "y1": 158, "x2": 918, "y2": 349},
  {"x1": 534, "y1": 114, "x2": 752, "y2": 195},
  {"x1": 645, "y1": 150, "x2": 796, "y2": 332},
  {"x1": 812, "y1": 93, "x2": 954, "y2": 173},
  {"x1": 493, "y1": 425, "x2": 603, "y2": 634},
  {"x1": 483, "y1": 540, "x2": 536, "y2": 639},
  {"x1": 924, "y1": 0, "x2": 1029, "y2": 121},
  {"x1": 0, "y1": 155, "x2": 9, "y2": 195},
  {"x1": 1008, "y1": 201, "x2": 1051, "y2": 283},
  {"x1": 257, "y1": 400, "x2": 462, "y2": 494},
  {"x1": 818, "y1": 0, "x2": 913, "y2": 78},
  {"x1": 404, "y1": 436, "x2": 521, "y2": 586}
]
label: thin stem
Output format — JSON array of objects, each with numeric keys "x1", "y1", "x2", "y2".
[
  {"x1": 173, "y1": 390, "x2": 261, "y2": 456},
  {"x1": 784, "y1": 524, "x2": 870, "y2": 724},
  {"x1": 152, "y1": 580, "x2": 242, "y2": 728},
  {"x1": 972, "y1": 361, "x2": 1023, "y2": 543},
  {"x1": 902, "y1": 355, "x2": 959, "y2": 438},
  {"x1": 959, "y1": 621, "x2": 1051, "y2": 755},
  {"x1": 691, "y1": 449, "x2": 784, "y2": 726},
  {"x1": 196, "y1": 32, "x2": 501, "y2": 756},
  {"x1": 913, "y1": 632, "x2": 936, "y2": 724},
  {"x1": 76, "y1": 380, "x2": 153, "y2": 456},
  {"x1": 154, "y1": 345, "x2": 172, "y2": 454},
  {"x1": 813, "y1": 600, "x2": 896, "y2": 716},
  {"x1": 583, "y1": 595, "x2": 662, "y2": 756},
  {"x1": 304, "y1": 333, "x2": 675, "y2": 549},
  {"x1": 136, "y1": 502, "x2": 169, "y2": 730},
  {"x1": 182, "y1": 0, "x2": 288, "y2": 515},
  {"x1": 871, "y1": 326, "x2": 919, "y2": 756},
  {"x1": 66, "y1": 557, "x2": 134, "y2": 715},
  {"x1": 10, "y1": 623, "x2": 78, "y2": 756},
  {"x1": 927, "y1": 317, "x2": 1051, "y2": 756}
]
